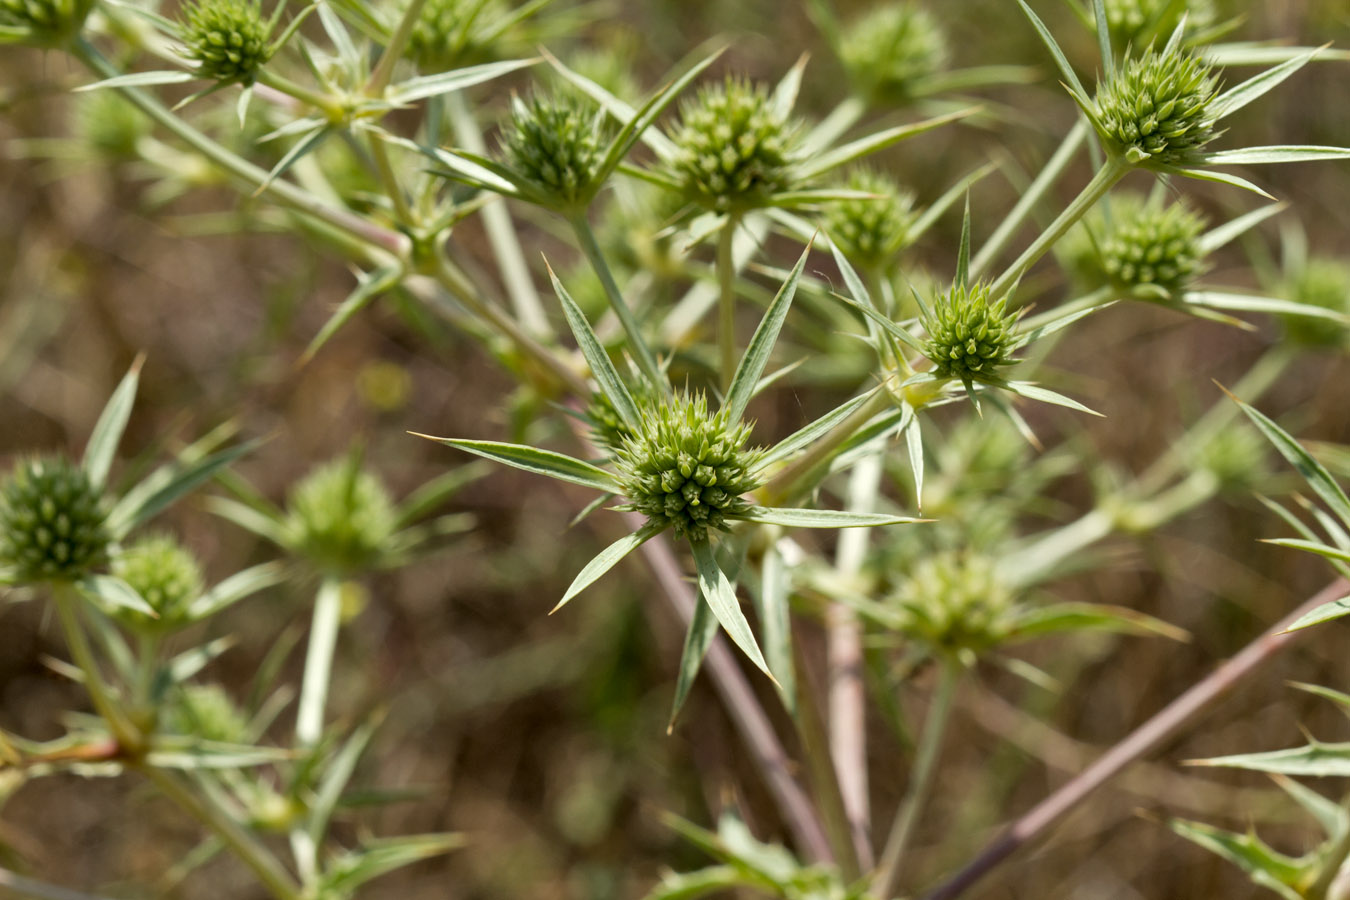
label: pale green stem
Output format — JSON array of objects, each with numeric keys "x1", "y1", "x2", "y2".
[
  {"x1": 874, "y1": 655, "x2": 961, "y2": 898},
  {"x1": 829, "y1": 451, "x2": 884, "y2": 871},
  {"x1": 445, "y1": 92, "x2": 551, "y2": 338},
  {"x1": 139, "y1": 765, "x2": 302, "y2": 900},
  {"x1": 296, "y1": 576, "x2": 342, "y2": 748},
  {"x1": 567, "y1": 213, "x2": 666, "y2": 390},
  {"x1": 1309, "y1": 798, "x2": 1350, "y2": 899},
  {"x1": 369, "y1": 135, "x2": 416, "y2": 226},
  {"x1": 997, "y1": 509, "x2": 1114, "y2": 590},
  {"x1": 717, "y1": 214, "x2": 740, "y2": 393},
  {"x1": 970, "y1": 120, "x2": 1089, "y2": 281},
  {"x1": 52, "y1": 584, "x2": 139, "y2": 748},
  {"x1": 365, "y1": 0, "x2": 430, "y2": 97},
  {"x1": 255, "y1": 69, "x2": 345, "y2": 121},
  {"x1": 429, "y1": 253, "x2": 591, "y2": 397},
  {"x1": 988, "y1": 158, "x2": 1129, "y2": 300},
  {"x1": 72, "y1": 39, "x2": 410, "y2": 261}
]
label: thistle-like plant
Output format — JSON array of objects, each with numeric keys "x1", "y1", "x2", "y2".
[
  {"x1": 837, "y1": 1, "x2": 948, "y2": 106},
  {"x1": 0, "y1": 0, "x2": 92, "y2": 46},
  {"x1": 821, "y1": 168, "x2": 919, "y2": 273},
  {"x1": 179, "y1": 0, "x2": 274, "y2": 84}
]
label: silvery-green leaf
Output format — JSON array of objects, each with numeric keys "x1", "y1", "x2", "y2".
[
  {"x1": 415, "y1": 437, "x2": 619, "y2": 492},
  {"x1": 1211, "y1": 45, "x2": 1324, "y2": 120},
  {"x1": 1190, "y1": 741, "x2": 1350, "y2": 777},
  {"x1": 1278, "y1": 594, "x2": 1350, "y2": 633},
  {"x1": 1166, "y1": 819, "x2": 1306, "y2": 900},
  {"x1": 83, "y1": 357, "x2": 142, "y2": 490},
  {"x1": 546, "y1": 264, "x2": 641, "y2": 429},
  {"x1": 725, "y1": 243, "x2": 810, "y2": 423},
  {"x1": 668, "y1": 595, "x2": 719, "y2": 731},
  {"x1": 741, "y1": 507, "x2": 926, "y2": 529},
  {"x1": 689, "y1": 539, "x2": 772, "y2": 679},
  {"x1": 797, "y1": 107, "x2": 977, "y2": 181},
  {"x1": 1198, "y1": 202, "x2": 1287, "y2": 255},
  {"x1": 556, "y1": 523, "x2": 663, "y2": 612},
  {"x1": 188, "y1": 562, "x2": 288, "y2": 621},
  {"x1": 1003, "y1": 602, "x2": 1188, "y2": 643},
  {"x1": 303, "y1": 264, "x2": 404, "y2": 362},
  {"x1": 1014, "y1": 0, "x2": 1089, "y2": 100},
  {"x1": 75, "y1": 70, "x2": 197, "y2": 91},
  {"x1": 1234, "y1": 398, "x2": 1350, "y2": 526},
  {"x1": 108, "y1": 441, "x2": 258, "y2": 538},
  {"x1": 1200, "y1": 145, "x2": 1350, "y2": 166},
  {"x1": 78, "y1": 575, "x2": 157, "y2": 618},
  {"x1": 760, "y1": 390, "x2": 875, "y2": 468},
  {"x1": 387, "y1": 58, "x2": 538, "y2": 104}
]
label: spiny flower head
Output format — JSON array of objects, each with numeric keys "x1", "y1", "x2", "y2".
[
  {"x1": 285, "y1": 456, "x2": 397, "y2": 574},
  {"x1": 615, "y1": 393, "x2": 762, "y2": 542},
  {"x1": 169, "y1": 684, "x2": 249, "y2": 743},
  {"x1": 922, "y1": 282, "x2": 1017, "y2": 380},
  {"x1": 0, "y1": 456, "x2": 110, "y2": 584},
  {"x1": 1103, "y1": 0, "x2": 1218, "y2": 48},
  {"x1": 502, "y1": 93, "x2": 607, "y2": 210},
  {"x1": 668, "y1": 77, "x2": 799, "y2": 212},
  {"x1": 112, "y1": 533, "x2": 204, "y2": 632},
  {"x1": 586, "y1": 381, "x2": 658, "y2": 452},
  {"x1": 893, "y1": 551, "x2": 1013, "y2": 653},
  {"x1": 839, "y1": 2, "x2": 948, "y2": 105},
  {"x1": 823, "y1": 168, "x2": 918, "y2": 270},
  {"x1": 179, "y1": 0, "x2": 272, "y2": 84},
  {"x1": 0, "y1": 0, "x2": 93, "y2": 46},
  {"x1": 1281, "y1": 257, "x2": 1350, "y2": 349},
  {"x1": 1098, "y1": 194, "x2": 1207, "y2": 294},
  {"x1": 1194, "y1": 422, "x2": 1268, "y2": 491},
  {"x1": 1093, "y1": 47, "x2": 1220, "y2": 167},
  {"x1": 407, "y1": 0, "x2": 494, "y2": 73},
  {"x1": 73, "y1": 90, "x2": 150, "y2": 159}
]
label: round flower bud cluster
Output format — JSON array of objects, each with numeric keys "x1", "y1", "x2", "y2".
[
  {"x1": 614, "y1": 393, "x2": 762, "y2": 542},
  {"x1": 1194, "y1": 423, "x2": 1268, "y2": 492},
  {"x1": 407, "y1": 0, "x2": 491, "y2": 73},
  {"x1": 823, "y1": 168, "x2": 918, "y2": 270},
  {"x1": 1281, "y1": 257, "x2": 1350, "y2": 349},
  {"x1": 285, "y1": 457, "x2": 397, "y2": 573},
  {"x1": 1093, "y1": 47, "x2": 1219, "y2": 167},
  {"x1": 73, "y1": 91, "x2": 150, "y2": 160},
  {"x1": 0, "y1": 457, "x2": 109, "y2": 584},
  {"x1": 1103, "y1": 0, "x2": 1217, "y2": 48},
  {"x1": 839, "y1": 2, "x2": 948, "y2": 106},
  {"x1": 586, "y1": 382, "x2": 657, "y2": 452},
  {"x1": 668, "y1": 77, "x2": 798, "y2": 212},
  {"x1": 893, "y1": 551, "x2": 1013, "y2": 654},
  {"x1": 0, "y1": 0, "x2": 93, "y2": 46},
  {"x1": 1098, "y1": 195, "x2": 1207, "y2": 295},
  {"x1": 112, "y1": 534, "x2": 204, "y2": 632},
  {"x1": 179, "y1": 0, "x2": 272, "y2": 84},
  {"x1": 502, "y1": 94, "x2": 606, "y2": 210},
  {"x1": 169, "y1": 684, "x2": 249, "y2": 743},
  {"x1": 922, "y1": 283, "x2": 1017, "y2": 380}
]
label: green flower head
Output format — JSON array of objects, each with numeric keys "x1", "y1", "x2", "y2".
[
  {"x1": 1102, "y1": 0, "x2": 1218, "y2": 49},
  {"x1": 1281, "y1": 257, "x2": 1350, "y2": 349},
  {"x1": 615, "y1": 393, "x2": 763, "y2": 542},
  {"x1": 668, "y1": 77, "x2": 799, "y2": 212},
  {"x1": 180, "y1": 0, "x2": 272, "y2": 84},
  {"x1": 169, "y1": 684, "x2": 249, "y2": 743},
  {"x1": 893, "y1": 551, "x2": 1012, "y2": 654},
  {"x1": 586, "y1": 380, "x2": 659, "y2": 452},
  {"x1": 0, "y1": 0, "x2": 93, "y2": 46},
  {"x1": 286, "y1": 455, "x2": 397, "y2": 574},
  {"x1": 1093, "y1": 46, "x2": 1220, "y2": 167},
  {"x1": 1098, "y1": 194, "x2": 1207, "y2": 295},
  {"x1": 839, "y1": 2, "x2": 948, "y2": 106},
  {"x1": 922, "y1": 282, "x2": 1017, "y2": 380},
  {"x1": 73, "y1": 90, "x2": 150, "y2": 159},
  {"x1": 502, "y1": 93, "x2": 608, "y2": 210},
  {"x1": 112, "y1": 533, "x2": 205, "y2": 632},
  {"x1": 0, "y1": 456, "x2": 110, "y2": 585},
  {"x1": 823, "y1": 168, "x2": 919, "y2": 270},
  {"x1": 407, "y1": 0, "x2": 494, "y2": 73}
]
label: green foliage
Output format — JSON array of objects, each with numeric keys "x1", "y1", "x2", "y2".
[
  {"x1": 169, "y1": 684, "x2": 250, "y2": 743},
  {"x1": 0, "y1": 457, "x2": 110, "y2": 585},
  {"x1": 614, "y1": 392, "x2": 762, "y2": 543},
  {"x1": 0, "y1": 0, "x2": 92, "y2": 45},
  {"x1": 1100, "y1": 0, "x2": 1218, "y2": 49},
  {"x1": 1093, "y1": 46, "x2": 1220, "y2": 166},
  {"x1": 892, "y1": 551, "x2": 1013, "y2": 655},
  {"x1": 179, "y1": 0, "x2": 273, "y2": 84},
  {"x1": 407, "y1": 0, "x2": 493, "y2": 72},
  {"x1": 1281, "y1": 256, "x2": 1350, "y2": 348}
]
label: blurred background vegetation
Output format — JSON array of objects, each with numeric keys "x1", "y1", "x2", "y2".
[{"x1": 4, "y1": 0, "x2": 1350, "y2": 897}]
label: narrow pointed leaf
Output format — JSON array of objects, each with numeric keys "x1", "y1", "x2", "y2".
[
  {"x1": 797, "y1": 107, "x2": 978, "y2": 181},
  {"x1": 955, "y1": 193, "x2": 971, "y2": 289},
  {"x1": 387, "y1": 58, "x2": 538, "y2": 104},
  {"x1": 836, "y1": 292, "x2": 928, "y2": 353},
  {"x1": 668, "y1": 595, "x2": 719, "y2": 730},
  {"x1": 1211, "y1": 45, "x2": 1323, "y2": 120},
  {"x1": 1092, "y1": 0, "x2": 1113, "y2": 80},
  {"x1": 108, "y1": 441, "x2": 258, "y2": 537},
  {"x1": 76, "y1": 70, "x2": 197, "y2": 91},
  {"x1": 189, "y1": 561, "x2": 287, "y2": 621},
  {"x1": 998, "y1": 380, "x2": 1102, "y2": 416},
  {"x1": 304, "y1": 264, "x2": 404, "y2": 361},
  {"x1": 322, "y1": 834, "x2": 466, "y2": 895},
  {"x1": 754, "y1": 540, "x2": 796, "y2": 711},
  {"x1": 1190, "y1": 741, "x2": 1350, "y2": 777},
  {"x1": 770, "y1": 55, "x2": 807, "y2": 120},
  {"x1": 1014, "y1": 0, "x2": 1089, "y2": 100},
  {"x1": 725, "y1": 243, "x2": 811, "y2": 422},
  {"x1": 309, "y1": 715, "x2": 380, "y2": 844},
  {"x1": 688, "y1": 539, "x2": 772, "y2": 678},
  {"x1": 78, "y1": 575, "x2": 157, "y2": 618},
  {"x1": 1166, "y1": 819, "x2": 1305, "y2": 900},
  {"x1": 257, "y1": 126, "x2": 331, "y2": 194},
  {"x1": 1200, "y1": 145, "x2": 1350, "y2": 166},
  {"x1": 83, "y1": 358, "x2": 142, "y2": 490},
  {"x1": 414, "y1": 437, "x2": 619, "y2": 492},
  {"x1": 903, "y1": 406, "x2": 924, "y2": 509},
  {"x1": 1198, "y1": 202, "x2": 1287, "y2": 255},
  {"x1": 546, "y1": 264, "x2": 641, "y2": 429},
  {"x1": 555, "y1": 523, "x2": 663, "y2": 612},
  {"x1": 740, "y1": 507, "x2": 926, "y2": 528},
  {"x1": 1281, "y1": 595, "x2": 1350, "y2": 633},
  {"x1": 204, "y1": 496, "x2": 290, "y2": 545},
  {"x1": 1232, "y1": 398, "x2": 1350, "y2": 526},
  {"x1": 1169, "y1": 166, "x2": 1275, "y2": 199},
  {"x1": 1004, "y1": 601, "x2": 1188, "y2": 643},
  {"x1": 1011, "y1": 300, "x2": 1115, "y2": 349},
  {"x1": 760, "y1": 390, "x2": 875, "y2": 468}
]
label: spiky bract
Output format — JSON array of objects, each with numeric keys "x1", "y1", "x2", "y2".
[
  {"x1": 286, "y1": 457, "x2": 396, "y2": 573},
  {"x1": 839, "y1": 2, "x2": 947, "y2": 105},
  {"x1": 180, "y1": 0, "x2": 271, "y2": 83},
  {"x1": 502, "y1": 93, "x2": 607, "y2": 210},
  {"x1": 0, "y1": 457, "x2": 109, "y2": 584},
  {"x1": 922, "y1": 283, "x2": 1017, "y2": 380},
  {"x1": 823, "y1": 168, "x2": 918, "y2": 270},
  {"x1": 614, "y1": 393, "x2": 762, "y2": 542},
  {"x1": 113, "y1": 533, "x2": 204, "y2": 631},
  {"x1": 1093, "y1": 47, "x2": 1219, "y2": 167},
  {"x1": 668, "y1": 77, "x2": 798, "y2": 212}
]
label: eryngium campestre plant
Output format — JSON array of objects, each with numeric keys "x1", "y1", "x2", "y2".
[
  {"x1": 1281, "y1": 257, "x2": 1350, "y2": 349},
  {"x1": 0, "y1": 0, "x2": 92, "y2": 45},
  {"x1": 112, "y1": 533, "x2": 205, "y2": 632},
  {"x1": 922, "y1": 283, "x2": 1017, "y2": 380},
  {"x1": 1102, "y1": 0, "x2": 1217, "y2": 49},
  {"x1": 0, "y1": 456, "x2": 109, "y2": 584},
  {"x1": 285, "y1": 456, "x2": 397, "y2": 574},
  {"x1": 1093, "y1": 47, "x2": 1220, "y2": 167},
  {"x1": 667, "y1": 77, "x2": 798, "y2": 213},
  {"x1": 502, "y1": 93, "x2": 606, "y2": 211},
  {"x1": 169, "y1": 683, "x2": 249, "y2": 743},
  {"x1": 179, "y1": 0, "x2": 271, "y2": 84},
  {"x1": 587, "y1": 381, "x2": 658, "y2": 452},
  {"x1": 838, "y1": 1, "x2": 948, "y2": 105},
  {"x1": 615, "y1": 392, "x2": 762, "y2": 542},
  {"x1": 893, "y1": 551, "x2": 1013, "y2": 655},
  {"x1": 823, "y1": 168, "x2": 918, "y2": 271},
  {"x1": 1099, "y1": 194, "x2": 1207, "y2": 295},
  {"x1": 407, "y1": 0, "x2": 491, "y2": 73}
]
